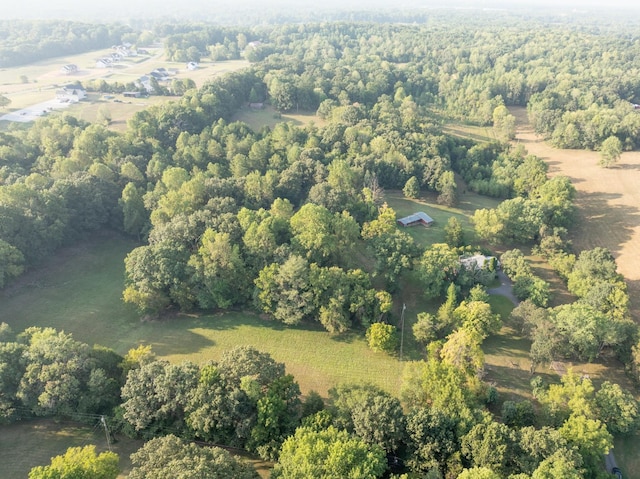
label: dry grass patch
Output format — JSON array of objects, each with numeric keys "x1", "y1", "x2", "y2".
[
  {"x1": 0, "y1": 48, "x2": 250, "y2": 127},
  {"x1": 510, "y1": 106, "x2": 640, "y2": 320}
]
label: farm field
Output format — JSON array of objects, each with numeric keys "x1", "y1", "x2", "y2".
[
  {"x1": 509, "y1": 106, "x2": 640, "y2": 320},
  {"x1": 0, "y1": 46, "x2": 250, "y2": 128}
]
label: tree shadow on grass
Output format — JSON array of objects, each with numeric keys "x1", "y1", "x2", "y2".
[{"x1": 571, "y1": 191, "x2": 639, "y2": 257}]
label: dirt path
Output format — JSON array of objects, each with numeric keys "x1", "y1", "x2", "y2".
[{"x1": 510, "y1": 107, "x2": 640, "y2": 319}]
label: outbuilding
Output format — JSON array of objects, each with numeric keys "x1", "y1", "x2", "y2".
[{"x1": 397, "y1": 212, "x2": 434, "y2": 227}]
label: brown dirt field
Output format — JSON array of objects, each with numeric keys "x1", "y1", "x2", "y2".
[{"x1": 510, "y1": 106, "x2": 640, "y2": 321}]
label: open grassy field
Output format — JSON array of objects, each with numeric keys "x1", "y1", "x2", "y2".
[
  {"x1": 384, "y1": 189, "x2": 501, "y2": 249},
  {"x1": 0, "y1": 418, "x2": 272, "y2": 479},
  {"x1": 231, "y1": 105, "x2": 326, "y2": 130},
  {"x1": 0, "y1": 418, "x2": 142, "y2": 479},
  {"x1": 0, "y1": 231, "x2": 404, "y2": 396},
  {"x1": 0, "y1": 47, "x2": 250, "y2": 129},
  {"x1": 509, "y1": 106, "x2": 640, "y2": 320}
]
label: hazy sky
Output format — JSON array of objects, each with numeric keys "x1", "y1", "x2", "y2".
[{"x1": 3, "y1": 0, "x2": 640, "y2": 21}]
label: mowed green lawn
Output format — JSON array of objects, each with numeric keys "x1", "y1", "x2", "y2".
[
  {"x1": 0, "y1": 231, "x2": 403, "y2": 396},
  {"x1": 0, "y1": 419, "x2": 142, "y2": 479}
]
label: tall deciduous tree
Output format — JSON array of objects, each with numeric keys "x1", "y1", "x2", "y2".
[
  {"x1": 28, "y1": 445, "x2": 118, "y2": 479},
  {"x1": 271, "y1": 426, "x2": 387, "y2": 479},
  {"x1": 128, "y1": 435, "x2": 259, "y2": 479},
  {"x1": 599, "y1": 136, "x2": 622, "y2": 168}
]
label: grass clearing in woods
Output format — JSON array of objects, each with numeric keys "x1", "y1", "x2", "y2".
[
  {"x1": 0, "y1": 231, "x2": 403, "y2": 396},
  {"x1": 0, "y1": 418, "x2": 271, "y2": 479}
]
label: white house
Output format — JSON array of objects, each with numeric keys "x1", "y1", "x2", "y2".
[
  {"x1": 95, "y1": 58, "x2": 111, "y2": 68},
  {"x1": 60, "y1": 64, "x2": 78, "y2": 75},
  {"x1": 459, "y1": 254, "x2": 498, "y2": 271},
  {"x1": 56, "y1": 85, "x2": 86, "y2": 102},
  {"x1": 137, "y1": 75, "x2": 154, "y2": 93}
]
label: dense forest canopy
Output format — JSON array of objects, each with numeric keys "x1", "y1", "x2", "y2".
[{"x1": 1, "y1": 11, "x2": 640, "y2": 479}]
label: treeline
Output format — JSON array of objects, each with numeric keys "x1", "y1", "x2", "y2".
[
  {"x1": 161, "y1": 19, "x2": 640, "y2": 151},
  {"x1": 3, "y1": 325, "x2": 639, "y2": 478},
  {"x1": 0, "y1": 21, "x2": 133, "y2": 68}
]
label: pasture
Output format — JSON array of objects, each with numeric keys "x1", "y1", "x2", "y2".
[{"x1": 510, "y1": 106, "x2": 640, "y2": 319}]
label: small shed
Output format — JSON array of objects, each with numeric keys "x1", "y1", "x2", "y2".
[{"x1": 397, "y1": 212, "x2": 434, "y2": 227}]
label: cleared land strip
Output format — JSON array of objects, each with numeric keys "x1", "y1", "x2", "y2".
[{"x1": 510, "y1": 106, "x2": 640, "y2": 320}]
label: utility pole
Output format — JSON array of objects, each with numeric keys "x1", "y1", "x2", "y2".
[
  {"x1": 399, "y1": 303, "x2": 406, "y2": 361},
  {"x1": 101, "y1": 416, "x2": 112, "y2": 451}
]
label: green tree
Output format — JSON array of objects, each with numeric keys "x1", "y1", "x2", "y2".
[
  {"x1": 186, "y1": 364, "x2": 254, "y2": 447},
  {"x1": 454, "y1": 300, "x2": 501, "y2": 339},
  {"x1": 290, "y1": 203, "x2": 359, "y2": 265},
  {"x1": 366, "y1": 323, "x2": 398, "y2": 354},
  {"x1": 412, "y1": 312, "x2": 438, "y2": 345},
  {"x1": 271, "y1": 426, "x2": 387, "y2": 479},
  {"x1": 189, "y1": 229, "x2": 249, "y2": 309},
  {"x1": 461, "y1": 421, "x2": 516, "y2": 475},
  {"x1": 119, "y1": 182, "x2": 147, "y2": 239},
  {"x1": 440, "y1": 329, "x2": 484, "y2": 375},
  {"x1": 559, "y1": 414, "x2": 613, "y2": 475},
  {"x1": 329, "y1": 384, "x2": 406, "y2": 453},
  {"x1": 419, "y1": 243, "x2": 460, "y2": 299},
  {"x1": 437, "y1": 170, "x2": 458, "y2": 207},
  {"x1": 29, "y1": 445, "x2": 118, "y2": 479},
  {"x1": 249, "y1": 374, "x2": 302, "y2": 460},
  {"x1": 128, "y1": 435, "x2": 259, "y2": 479},
  {"x1": 531, "y1": 450, "x2": 583, "y2": 479},
  {"x1": 0, "y1": 94, "x2": 11, "y2": 109},
  {"x1": 457, "y1": 467, "x2": 501, "y2": 479},
  {"x1": 121, "y1": 360, "x2": 199, "y2": 437},
  {"x1": 403, "y1": 176, "x2": 420, "y2": 199},
  {"x1": 594, "y1": 381, "x2": 639, "y2": 435},
  {"x1": 255, "y1": 255, "x2": 315, "y2": 325},
  {"x1": 0, "y1": 239, "x2": 24, "y2": 287},
  {"x1": 401, "y1": 358, "x2": 481, "y2": 429},
  {"x1": 599, "y1": 136, "x2": 622, "y2": 167},
  {"x1": 444, "y1": 216, "x2": 464, "y2": 247},
  {"x1": 406, "y1": 407, "x2": 460, "y2": 476},
  {"x1": 492, "y1": 105, "x2": 516, "y2": 141}
]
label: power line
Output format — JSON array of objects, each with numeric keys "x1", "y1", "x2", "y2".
[
  {"x1": 101, "y1": 416, "x2": 112, "y2": 451},
  {"x1": 399, "y1": 303, "x2": 406, "y2": 362}
]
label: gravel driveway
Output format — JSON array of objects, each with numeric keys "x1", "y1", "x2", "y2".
[{"x1": 487, "y1": 270, "x2": 519, "y2": 306}]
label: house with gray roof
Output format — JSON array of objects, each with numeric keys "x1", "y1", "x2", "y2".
[{"x1": 397, "y1": 212, "x2": 434, "y2": 227}]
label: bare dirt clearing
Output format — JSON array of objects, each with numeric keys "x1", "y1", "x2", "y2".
[{"x1": 510, "y1": 106, "x2": 640, "y2": 320}]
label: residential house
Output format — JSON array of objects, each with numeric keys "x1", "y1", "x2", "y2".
[
  {"x1": 60, "y1": 64, "x2": 78, "y2": 74},
  {"x1": 56, "y1": 85, "x2": 86, "y2": 102},
  {"x1": 95, "y1": 58, "x2": 111, "y2": 69}
]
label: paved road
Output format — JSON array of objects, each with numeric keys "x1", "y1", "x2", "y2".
[
  {"x1": 488, "y1": 270, "x2": 519, "y2": 306},
  {"x1": 0, "y1": 99, "x2": 74, "y2": 123}
]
